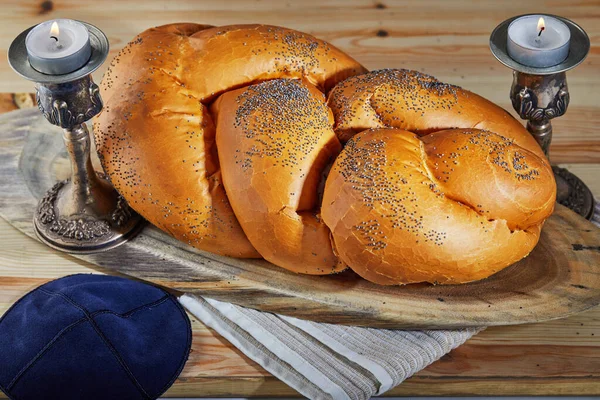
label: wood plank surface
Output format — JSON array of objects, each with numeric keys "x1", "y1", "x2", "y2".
[
  {"x1": 0, "y1": 0, "x2": 599, "y2": 163},
  {"x1": 1, "y1": 166, "x2": 599, "y2": 397},
  {"x1": 1, "y1": 0, "x2": 599, "y2": 396},
  {"x1": 2, "y1": 108, "x2": 600, "y2": 329}
]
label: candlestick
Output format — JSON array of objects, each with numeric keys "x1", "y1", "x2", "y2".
[
  {"x1": 26, "y1": 19, "x2": 92, "y2": 75},
  {"x1": 507, "y1": 15, "x2": 570, "y2": 68},
  {"x1": 8, "y1": 22, "x2": 143, "y2": 253},
  {"x1": 490, "y1": 14, "x2": 594, "y2": 220}
]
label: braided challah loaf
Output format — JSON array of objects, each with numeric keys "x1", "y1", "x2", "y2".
[
  {"x1": 95, "y1": 24, "x2": 556, "y2": 285},
  {"x1": 94, "y1": 23, "x2": 366, "y2": 260}
]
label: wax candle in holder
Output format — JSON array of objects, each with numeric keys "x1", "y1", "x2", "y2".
[
  {"x1": 490, "y1": 14, "x2": 594, "y2": 219},
  {"x1": 507, "y1": 15, "x2": 570, "y2": 68},
  {"x1": 8, "y1": 20, "x2": 143, "y2": 253},
  {"x1": 26, "y1": 19, "x2": 92, "y2": 74}
]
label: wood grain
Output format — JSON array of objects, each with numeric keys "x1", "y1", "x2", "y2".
[
  {"x1": 0, "y1": 0, "x2": 599, "y2": 395},
  {"x1": 2, "y1": 108, "x2": 600, "y2": 329},
  {"x1": 0, "y1": 104, "x2": 598, "y2": 395},
  {"x1": 0, "y1": 0, "x2": 598, "y2": 162},
  {"x1": 2, "y1": 217, "x2": 599, "y2": 397}
]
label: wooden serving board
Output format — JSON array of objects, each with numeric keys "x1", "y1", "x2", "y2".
[{"x1": 1, "y1": 107, "x2": 599, "y2": 329}]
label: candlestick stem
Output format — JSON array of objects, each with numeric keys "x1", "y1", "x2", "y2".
[
  {"x1": 510, "y1": 71, "x2": 568, "y2": 158},
  {"x1": 59, "y1": 124, "x2": 114, "y2": 218},
  {"x1": 64, "y1": 125, "x2": 94, "y2": 199},
  {"x1": 526, "y1": 120, "x2": 552, "y2": 158},
  {"x1": 30, "y1": 75, "x2": 143, "y2": 253},
  {"x1": 509, "y1": 71, "x2": 594, "y2": 219}
]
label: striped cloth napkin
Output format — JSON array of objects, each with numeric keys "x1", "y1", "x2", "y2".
[
  {"x1": 593, "y1": 201, "x2": 600, "y2": 227},
  {"x1": 179, "y1": 202, "x2": 600, "y2": 400},
  {"x1": 179, "y1": 295, "x2": 481, "y2": 399}
]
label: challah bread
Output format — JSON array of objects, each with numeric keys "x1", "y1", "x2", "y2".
[
  {"x1": 327, "y1": 69, "x2": 545, "y2": 158},
  {"x1": 212, "y1": 78, "x2": 344, "y2": 274},
  {"x1": 96, "y1": 24, "x2": 556, "y2": 285},
  {"x1": 322, "y1": 128, "x2": 552, "y2": 285},
  {"x1": 94, "y1": 23, "x2": 366, "y2": 258},
  {"x1": 420, "y1": 128, "x2": 555, "y2": 230},
  {"x1": 323, "y1": 69, "x2": 555, "y2": 284}
]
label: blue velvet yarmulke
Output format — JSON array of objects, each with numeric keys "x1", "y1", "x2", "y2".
[{"x1": 0, "y1": 274, "x2": 192, "y2": 400}]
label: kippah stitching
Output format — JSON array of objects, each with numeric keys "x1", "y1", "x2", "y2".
[
  {"x1": 5, "y1": 317, "x2": 88, "y2": 393},
  {"x1": 89, "y1": 295, "x2": 171, "y2": 319},
  {"x1": 0, "y1": 278, "x2": 191, "y2": 400},
  {"x1": 34, "y1": 288, "x2": 153, "y2": 399},
  {"x1": 152, "y1": 296, "x2": 193, "y2": 398},
  {"x1": 0, "y1": 283, "x2": 49, "y2": 400}
]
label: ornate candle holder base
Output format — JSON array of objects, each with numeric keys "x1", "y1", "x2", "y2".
[
  {"x1": 34, "y1": 175, "x2": 143, "y2": 253},
  {"x1": 490, "y1": 14, "x2": 594, "y2": 220},
  {"x1": 553, "y1": 166, "x2": 595, "y2": 220}
]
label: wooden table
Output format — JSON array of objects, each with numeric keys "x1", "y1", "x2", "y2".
[{"x1": 1, "y1": 0, "x2": 599, "y2": 396}]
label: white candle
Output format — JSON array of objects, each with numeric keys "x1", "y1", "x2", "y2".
[
  {"x1": 25, "y1": 19, "x2": 91, "y2": 75},
  {"x1": 507, "y1": 15, "x2": 570, "y2": 68}
]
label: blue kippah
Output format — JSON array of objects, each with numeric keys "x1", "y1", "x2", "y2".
[{"x1": 0, "y1": 274, "x2": 192, "y2": 400}]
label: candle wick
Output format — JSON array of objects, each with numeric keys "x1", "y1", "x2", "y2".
[
  {"x1": 50, "y1": 35, "x2": 62, "y2": 49},
  {"x1": 538, "y1": 27, "x2": 545, "y2": 37}
]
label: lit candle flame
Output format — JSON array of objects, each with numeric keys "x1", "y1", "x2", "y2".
[
  {"x1": 50, "y1": 21, "x2": 59, "y2": 42},
  {"x1": 537, "y1": 17, "x2": 545, "y2": 37}
]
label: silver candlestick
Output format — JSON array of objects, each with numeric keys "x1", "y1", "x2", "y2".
[
  {"x1": 490, "y1": 14, "x2": 594, "y2": 220},
  {"x1": 8, "y1": 22, "x2": 143, "y2": 253}
]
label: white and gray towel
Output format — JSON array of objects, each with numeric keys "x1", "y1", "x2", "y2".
[
  {"x1": 592, "y1": 201, "x2": 600, "y2": 227},
  {"x1": 179, "y1": 202, "x2": 600, "y2": 400},
  {"x1": 179, "y1": 295, "x2": 481, "y2": 399}
]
